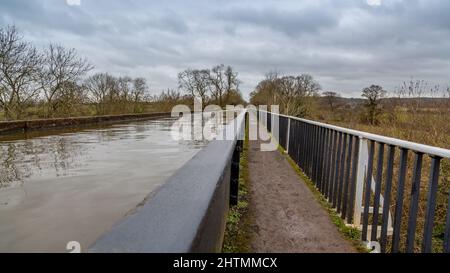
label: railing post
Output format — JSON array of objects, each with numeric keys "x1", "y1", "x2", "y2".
[
  {"x1": 353, "y1": 137, "x2": 368, "y2": 227},
  {"x1": 286, "y1": 118, "x2": 291, "y2": 154},
  {"x1": 230, "y1": 140, "x2": 242, "y2": 206}
]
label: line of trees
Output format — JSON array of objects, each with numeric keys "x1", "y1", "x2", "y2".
[
  {"x1": 250, "y1": 72, "x2": 322, "y2": 117},
  {"x1": 250, "y1": 70, "x2": 450, "y2": 126},
  {"x1": 0, "y1": 25, "x2": 246, "y2": 120},
  {"x1": 0, "y1": 25, "x2": 152, "y2": 120},
  {"x1": 319, "y1": 87, "x2": 386, "y2": 125},
  {"x1": 178, "y1": 64, "x2": 244, "y2": 108},
  {"x1": 5, "y1": 23, "x2": 447, "y2": 124},
  {"x1": 248, "y1": 71, "x2": 389, "y2": 124},
  {"x1": 321, "y1": 80, "x2": 450, "y2": 125}
]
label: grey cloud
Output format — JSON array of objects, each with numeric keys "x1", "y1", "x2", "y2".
[
  {"x1": 155, "y1": 11, "x2": 190, "y2": 34},
  {"x1": 217, "y1": 5, "x2": 340, "y2": 37},
  {"x1": 0, "y1": 0, "x2": 101, "y2": 36},
  {"x1": 1, "y1": 0, "x2": 450, "y2": 98}
]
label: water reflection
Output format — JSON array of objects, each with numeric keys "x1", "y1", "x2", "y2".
[
  {"x1": 1, "y1": 130, "x2": 91, "y2": 189},
  {"x1": 0, "y1": 118, "x2": 212, "y2": 190},
  {"x1": 0, "y1": 116, "x2": 219, "y2": 252}
]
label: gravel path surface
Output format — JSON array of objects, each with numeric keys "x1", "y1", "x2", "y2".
[{"x1": 247, "y1": 140, "x2": 357, "y2": 253}]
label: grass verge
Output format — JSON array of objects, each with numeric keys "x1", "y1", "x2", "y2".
[
  {"x1": 278, "y1": 146, "x2": 368, "y2": 253},
  {"x1": 222, "y1": 119, "x2": 253, "y2": 253}
]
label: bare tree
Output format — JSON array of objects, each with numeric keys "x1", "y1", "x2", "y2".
[
  {"x1": 278, "y1": 76, "x2": 300, "y2": 116},
  {"x1": 0, "y1": 25, "x2": 42, "y2": 119},
  {"x1": 225, "y1": 66, "x2": 240, "y2": 104},
  {"x1": 297, "y1": 74, "x2": 321, "y2": 97},
  {"x1": 85, "y1": 74, "x2": 151, "y2": 115},
  {"x1": 40, "y1": 44, "x2": 92, "y2": 117},
  {"x1": 84, "y1": 73, "x2": 118, "y2": 115},
  {"x1": 154, "y1": 89, "x2": 184, "y2": 112},
  {"x1": 210, "y1": 65, "x2": 240, "y2": 107},
  {"x1": 157, "y1": 89, "x2": 182, "y2": 102},
  {"x1": 117, "y1": 76, "x2": 134, "y2": 112},
  {"x1": 250, "y1": 73, "x2": 320, "y2": 117},
  {"x1": 131, "y1": 78, "x2": 149, "y2": 113},
  {"x1": 277, "y1": 75, "x2": 321, "y2": 117},
  {"x1": 209, "y1": 65, "x2": 225, "y2": 106},
  {"x1": 249, "y1": 72, "x2": 279, "y2": 106},
  {"x1": 362, "y1": 85, "x2": 387, "y2": 125},
  {"x1": 322, "y1": 91, "x2": 341, "y2": 112},
  {"x1": 178, "y1": 69, "x2": 210, "y2": 104},
  {"x1": 51, "y1": 81, "x2": 87, "y2": 117}
]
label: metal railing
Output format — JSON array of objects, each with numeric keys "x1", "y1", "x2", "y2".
[
  {"x1": 259, "y1": 110, "x2": 450, "y2": 253},
  {"x1": 90, "y1": 111, "x2": 247, "y2": 253}
]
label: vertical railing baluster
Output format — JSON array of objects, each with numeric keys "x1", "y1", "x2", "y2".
[
  {"x1": 321, "y1": 127, "x2": 327, "y2": 190},
  {"x1": 302, "y1": 122, "x2": 307, "y2": 169},
  {"x1": 371, "y1": 143, "x2": 385, "y2": 241},
  {"x1": 327, "y1": 130, "x2": 338, "y2": 200},
  {"x1": 353, "y1": 137, "x2": 367, "y2": 227},
  {"x1": 296, "y1": 121, "x2": 301, "y2": 166},
  {"x1": 284, "y1": 117, "x2": 288, "y2": 149},
  {"x1": 286, "y1": 118, "x2": 291, "y2": 154},
  {"x1": 406, "y1": 152, "x2": 424, "y2": 253},
  {"x1": 311, "y1": 125, "x2": 315, "y2": 181},
  {"x1": 288, "y1": 119, "x2": 293, "y2": 158},
  {"x1": 278, "y1": 117, "x2": 283, "y2": 148},
  {"x1": 297, "y1": 121, "x2": 305, "y2": 168},
  {"x1": 311, "y1": 125, "x2": 319, "y2": 177},
  {"x1": 347, "y1": 137, "x2": 360, "y2": 223},
  {"x1": 322, "y1": 129, "x2": 329, "y2": 197},
  {"x1": 306, "y1": 124, "x2": 311, "y2": 175},
  {"x1": 342, "y1": 135, "x2": 354, "y2": 219},
  {"x1": 444, "y1": 187, "x2": 450, "y2": 253},
  {"x1": 337, "y1": 134, "x2": 348, "y2": 213},
  {"x1": 332, "y1": 132, "x2": 343, "y2": 208},
  {"x1": 300, "y1": 123, "x2": 305, "y2": 169},
  {"x1": 308, "y1": 124, "x2": 312, "y2": 172},
  {"x1": 279, "y1": 117, "x2": 283, "y2": 148},
  {"x1": 312, "y1": 125, "x2": 318, "y2": 186},
  {"x1": 308, "y1": 124, "x2": 312, "y2": 175},
  {"x1": 313, "y1": 125, "x2": 320, "y2": 185},
  {"x1": 295, "y1": 120, "x2": 299, "y2": 163},
  {"x1": 380, "y1": 145, "x2": 396, "y2": 253},
  {"x1": 316, "y1": 127, "x2": 324, "y2": 190},
  {"x1": 306, "y1": 124, "x2": 314, "y2": 175},
  {"x1": 362, "y1": 140, "x2": 375, "y2": 241},
  {"x1": 320, "y1": 128, "x2": 328, "y2": 192},
  {"x1": 422, "y1": 156, "x2": 442, "y2": 253},
  {"x1": 392, "y1": 148, "x2": 408, "y2": 253},
  {"x1": 282, "y1": 117, "x2": 287, "y2": 149},
  {"x1": 230, "y1": 140, "x2": 242, "y2": 206},
  {"x1": 321, "y1": 129, "x2": 330, "y2": 195},
  {"x1": 291, "y1": 119, "x2": 296, "y2": 162}
]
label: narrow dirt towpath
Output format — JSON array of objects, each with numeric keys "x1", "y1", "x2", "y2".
[{"x1": 247, "y1": 140, "x2": 356, "y2": 253}]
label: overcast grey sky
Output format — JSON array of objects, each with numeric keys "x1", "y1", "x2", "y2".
[{"x1": 1, "y1": 0, "x2": 449, "y2": 98}]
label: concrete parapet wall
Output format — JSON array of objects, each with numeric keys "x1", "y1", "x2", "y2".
[{"x1": 0, "y1": 113, "x2": 171, "y2": 135}]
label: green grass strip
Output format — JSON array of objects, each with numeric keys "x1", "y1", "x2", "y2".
[{"x1": 222, "y1": 118, "x2": 253, "y2": 253}]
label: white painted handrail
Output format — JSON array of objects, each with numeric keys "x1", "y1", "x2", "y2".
[{"x1": 261, "y1": 110, "x2": 450, "y2": 159}]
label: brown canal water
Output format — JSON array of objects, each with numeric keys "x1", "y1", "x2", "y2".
[{"x1": 0, "y1": 117, "x2": 208, "y2": 253}]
